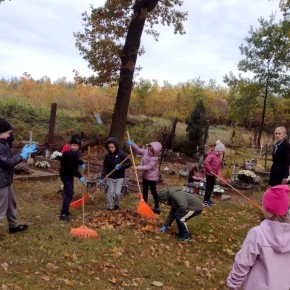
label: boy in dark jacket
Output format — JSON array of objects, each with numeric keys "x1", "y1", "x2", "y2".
[
  {"x1": 59, "y1": 134, "x2": 86, "y2": 221},
  {"x1": 160, "y1": 187, "x2": 203, "y2": 242},
  {"x1": 101, "y1": 137, "x2": 132, "y2": 211},
  {"x1": 0, "y1": 118, "x2": 37, "y2": 239}
]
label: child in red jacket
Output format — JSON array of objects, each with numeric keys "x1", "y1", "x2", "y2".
[{"x1": 203, "y1": 142, "x2": 225, "y2": 207}]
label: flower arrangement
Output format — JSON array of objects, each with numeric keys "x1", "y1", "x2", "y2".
[
  {"x1": 35, "y1": 161, "x2": 50, "y2": 169},
  {"x1": 237, "y1": 170, "x2": 256, "y2": 184},
  {"x1": 50, "y1": 151, "x2": 62, "y2": 160}
]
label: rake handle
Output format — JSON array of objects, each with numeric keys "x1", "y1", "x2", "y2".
[
  {"x1": 87, "y1": 154, "x2": 131, "y2": 196},
  {"x1": 211, "y1": 172, "x2": 262, "y2": 210},
  {"x1": 126, "y1": 131, "x2": 142, "y2": 195}
]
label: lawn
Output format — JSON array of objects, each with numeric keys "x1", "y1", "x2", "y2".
[{"x1": 0, "y1": 172, "x2": 263, "y2": 290}]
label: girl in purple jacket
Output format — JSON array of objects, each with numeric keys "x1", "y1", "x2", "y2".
[
  {"x1": 128, "y1": 141, "x2": 162, "y2": 214},
  {"x1": 227, "y1": 185, "x2": 290, "y2": 290}
]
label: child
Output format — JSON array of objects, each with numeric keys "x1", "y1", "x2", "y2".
[
  {"x1": 128, "y1": 140, "x2": 162, "y2": 214},
  {"x1": 0, "y1": 118, "x2": 37, "y2": 239},
  {"x1": 203, "y1": 141, "x2": 225, "y2": 207},
  {"x1": 101, "y1": 137, "x2": 132, "y2": 211},
  {"x1": 59, "y1": 134, "x2": 86, "y2": 221},
  {"x1": 188, "y1": 165, "x2": 203, "y2": 183},
  {"x1": 227, "y1": 185, "x2": 290, "y2": 289},
  {"x1": 160, "y1": 187, "x2": 203, "y2": 242}
]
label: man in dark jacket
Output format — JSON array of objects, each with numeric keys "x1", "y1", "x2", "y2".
[
  {"x1": 101, "y1": 137, "x2": 132, "y2": 210},
  {"x1": 160, "y1": 187, "x2": 203, "y2": 242}
]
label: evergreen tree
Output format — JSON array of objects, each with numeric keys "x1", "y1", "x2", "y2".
[{"x1": 185, "y1": 100, "x2": 207, "y2": 154}]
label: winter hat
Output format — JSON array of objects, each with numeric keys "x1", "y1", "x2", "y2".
[
  {"x1": 262, "y1": 185, "x2": 290, "y2": 216},
  {"x1": 70, "y1": 134, "x2": 82, "y2": 146},
  {"x1": 215, "y1": 142, "x2": 225, "y2": 152},
  {"x1": 0, "y1": 118, "x2": 12, "y2": 134}
]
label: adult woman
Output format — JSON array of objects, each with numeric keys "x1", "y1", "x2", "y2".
[{"x1": 268, "y1": 126, "x2": 290, "y2": 186}]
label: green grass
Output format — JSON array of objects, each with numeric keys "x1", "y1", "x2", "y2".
[{"x1": 0, "y1": 176, "x2": 263, "y2": 290}]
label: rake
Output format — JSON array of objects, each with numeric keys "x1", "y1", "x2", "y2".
[
  {"x1": 127, "y1": 131, "x2": 158, "y2": 219},
  {"x1": 211, "y1": 172, "x2": 262, "y2": 210},
  {"x1": 70, "y1": 184, "x2": 98, "y2": 239}
]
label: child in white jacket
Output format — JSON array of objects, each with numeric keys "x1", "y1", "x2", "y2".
[{"x1": 227, "y1": 185, "x2": 290, "y2": 290}]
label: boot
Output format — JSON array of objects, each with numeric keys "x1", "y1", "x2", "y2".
[{"x1": 153, "y1": 207, "x2": 161, "y2": 214}]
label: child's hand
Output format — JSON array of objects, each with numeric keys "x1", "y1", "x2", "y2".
[
  {"x1": 79, "y1": 177, "x2": 86, "y2": 183},
  {"x1": 160, "y1": 226, "x2": 167, "y2": 233},
  {"x1": 128, "y1": 140, "x2": 134, "y2": 146},
  {"x1": 115, "y1": 164, "x2": 121, "y2": 171},
  {"x1": 80, "y1": 164, "x2": 86, "y2": 171}
]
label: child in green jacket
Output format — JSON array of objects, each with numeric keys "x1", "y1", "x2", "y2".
[{"x1": 160, "y1": 187, "x2": 203, "y2": 242}]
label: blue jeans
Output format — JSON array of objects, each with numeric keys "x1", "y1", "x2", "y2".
[{"x1": 60, "y1": 176, "x2": 74, "y2": 216}]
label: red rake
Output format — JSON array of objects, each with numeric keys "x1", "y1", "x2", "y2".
[
  {"x1": 127, "y1": 131, "x2": 158, "y2": 219},
  {"x1": 70, "y1": 184, "x2": 98, "y2": 239},
  {"x1": 211, "y1": 172, "x2": 262, "y2": 210}
]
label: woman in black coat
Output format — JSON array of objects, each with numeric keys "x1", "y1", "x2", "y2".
[{"x1": 268, "y1": 126, "x2": 290, "y2": 186}]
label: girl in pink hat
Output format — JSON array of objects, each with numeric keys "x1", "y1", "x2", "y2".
[{"x1": 227, "y1": 185, "x2": 290, "y2": 290}]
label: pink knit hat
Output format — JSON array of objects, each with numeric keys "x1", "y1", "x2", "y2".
[{"x1": 262, "y1": 185, "x2": 290, "y2": 215}]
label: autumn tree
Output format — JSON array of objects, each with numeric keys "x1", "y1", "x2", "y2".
[
  {"x1": 74, "y1": 0, "x2": 187, "y2": 144},
  {"x1": 227, "y1": 14, "x2": 290, "y2": 146}
]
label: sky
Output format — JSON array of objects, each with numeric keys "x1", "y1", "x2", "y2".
[{"x1": 0, "y1": 0, "x2": 281, "y2": 86}]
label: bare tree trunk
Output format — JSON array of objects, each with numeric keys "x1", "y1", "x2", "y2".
[
  {"x1": 109, "y1": 0, "x2": 159, "y2": 145},
  {"x1": 257, "y1": 81, "x2": 269, "y2": 147}
]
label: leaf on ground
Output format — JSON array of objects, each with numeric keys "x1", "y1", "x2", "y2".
[
  {"x1": 109, "y1": 277, "x2": 117, "y2": 284},
  {"x1": 152, "y1": 281, "x2": 164, "y2": 287},
  {"x1": 1, "y1": 263, "x2": 8, "y2": 272},
  {"x1": 184, "y1": 260, "x2": 190, "y2": 268}
]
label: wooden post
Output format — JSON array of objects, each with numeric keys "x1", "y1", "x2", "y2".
[
  {"x1": 45, "y1": 103, "x2": 57, "y2": 146},
  {"x1": 87, "y1": 146, "x2": 91, "y2": 176}
]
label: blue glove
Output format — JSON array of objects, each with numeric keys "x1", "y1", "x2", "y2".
[
  {"x1": 22, "y1": 143, "x2": 37, "y2": 154},
  {"x1": 115, "y1": 164, "x2": 121, "y2": 171},
  {"x1": 79, "y1": 177, "x2": 86, "y2": 183},
  {"x1": 128, "y1": 140, "x2": 134, "y2": 146},
  {"x1": 20, "y1": 152, "x2": 29, "y2": 160},
  {"x1": 160, "y1": 226, "x2": 167, "y2": 233},
  {"x1": 80, "y1": 163, "x2": 86, "y2": 171}
]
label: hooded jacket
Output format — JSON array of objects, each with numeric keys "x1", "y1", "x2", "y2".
[
  {"x1": 203, "y1": 149, "x2": 222, "y2": 176},
  {"x1": 0, "y1": 138, "x2": 23, "y2": 188},
  {"x1": 132, "y1": 142, "x2": 162, "y2": 181},
  {"x1": 163, "y1": 187, "x2": 203, "y2": 227},
  {"x1": 227, "y1": 219, "x2": 290, "y2": 290},
  {"x1": 101, "y1": 137, "x2": 132, "y2": 180}
]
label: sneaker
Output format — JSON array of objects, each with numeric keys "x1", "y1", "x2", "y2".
[
  {"x1": 208, "y1": 200, "x2": 214, "y2": 206},
  {"x1": 178, "y1": 235, "x2": 192, "y2": 242},
  {"x1": 9, "y1": 224, "x2": 29, "y2": 234},
  {"x1": 202, "y1": 201, "x2": 212, "y2": 207},
  {"x1": 153, "y1": 207, "x2": 161, "y2": 214},
  {"x1": 114, "y1": 205, "x2": 120, "y2": 210},
  {"x1": 59, "y1": 214, "x2": 70, "y2": 222}
]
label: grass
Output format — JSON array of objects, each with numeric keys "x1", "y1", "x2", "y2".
[{"x1": 0, "y1": 173, "x2": 264, "y2": 290}]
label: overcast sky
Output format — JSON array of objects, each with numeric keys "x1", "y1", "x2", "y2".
[{"x1": 0, "y1": 0, "x2": 281, "y2": 86}]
